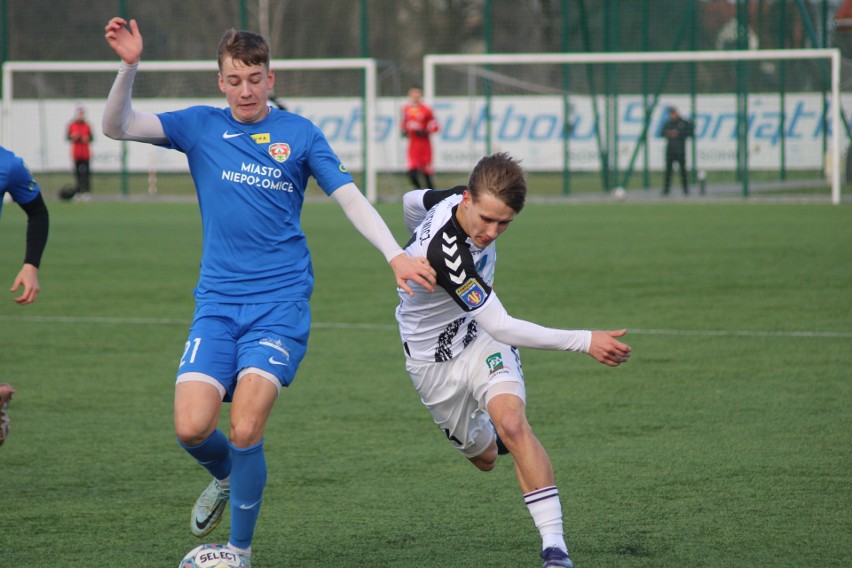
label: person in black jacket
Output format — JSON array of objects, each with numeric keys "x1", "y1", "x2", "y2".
[{"x1": 661, "y1": 106, "x2": 693, "y2": 195}]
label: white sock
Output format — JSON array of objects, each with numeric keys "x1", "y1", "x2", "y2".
[
  {"x1": 227, "y1": 543, "x2": 251, "y2": 556},
  {"x1": 524, "y1": 485, "x2": 567, "y2": 552}
]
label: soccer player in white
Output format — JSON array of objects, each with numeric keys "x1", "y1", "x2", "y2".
[
  {"x1": 396, "y1": 153, "x2": 631, "y2": 568},
  {"x1": 103, "y1": 17, "x2": 435, "y2": 567}
]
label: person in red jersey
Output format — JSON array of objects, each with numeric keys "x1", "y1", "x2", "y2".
[
  {"x1": 66, "y1": 106, "x2": 94, "y2": 196},
  {"x1": 401, "y1": 85, "x2": 439, "y2": 189}
]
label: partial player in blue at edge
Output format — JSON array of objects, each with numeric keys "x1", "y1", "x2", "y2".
[{"x1": 0, "y1": 144, "x2": 49, "y2": 450}]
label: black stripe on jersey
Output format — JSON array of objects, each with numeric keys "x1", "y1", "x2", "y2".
[
  {"x1": 435, "y1": 317, "x2": 465, "y2": 362},
  {"x1": 462, "y1": 319, "x2": 478, "y2": 349},
  {"x1": 422, "y1": 185, "x2": 466, "y2": 210},
  {"x1": 433, "y1": 318, "x2": 479, "y2": 362},
  {"x1": 426, "y1": 212, "x2": 492, "y2": 313}
]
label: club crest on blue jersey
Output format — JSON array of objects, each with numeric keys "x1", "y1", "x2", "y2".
[
  {"x1": 269, "y1": 142, "x2": 291, "y2": 162},
  {"x1": 455, "y1": 278, "x2": 486, "y2": 308}
]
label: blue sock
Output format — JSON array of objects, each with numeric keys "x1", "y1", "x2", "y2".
[
  {"x1": 228, "y1": 439, "x2": 266, "y2": 550},
  {"x1": 178, "y1": 429, "x2": 232, "y2": 481}
]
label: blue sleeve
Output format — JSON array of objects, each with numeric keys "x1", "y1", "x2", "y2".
[
  {"x1": 307, "y1": 124, "x2": 353, "y2": 196},
  {"x1": 157, "y1": 106, "x2": 210, "y2": 152},
  {"x1": 6, "y1": 156, "x2": 40, "y2": 206}
]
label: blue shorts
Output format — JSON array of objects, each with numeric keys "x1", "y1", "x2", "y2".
[{"x1": 176, "y1": 301, "x2": 310, "y2": 400}]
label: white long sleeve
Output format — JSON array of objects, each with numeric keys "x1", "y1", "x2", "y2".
[
  {"x1": 102, "y1": 61, "x2": 168, "y2": 143},
  {"x1": 402, "y1": 189, "x2": 430, "y2": 234},
  {"x1": 331, "y1": 183, "x2": 404, "y2": 262},
  {"x1": 475, "y1": 293, "x2": 591, "y2": 353}
]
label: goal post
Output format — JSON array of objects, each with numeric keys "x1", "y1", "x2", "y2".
[
  {"x1": 1, "y1": 58, "x2": 379, "y2": 202},
  {"x1": 424, "y1": 48, "x2": 843, "y2": 205}
]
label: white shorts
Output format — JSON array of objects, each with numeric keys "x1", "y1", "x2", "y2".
[{"x1": 405, "y1": 334, "x2": 526, "y2": 458}]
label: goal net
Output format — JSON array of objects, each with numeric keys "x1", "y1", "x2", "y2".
[
  {"x1": 424, "y1": 49, "x2": 844, "y2": 204},
  {"x1": 1, "y1": 59, "x2": 381, "y2": 201}
]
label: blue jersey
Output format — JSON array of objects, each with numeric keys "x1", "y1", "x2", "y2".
[
  {"x1": 0, "y1": 146, "x2": 41, "y2": 220},
  {"x1": 157, "y1": 106, "x2": 353, "y2": 303}
]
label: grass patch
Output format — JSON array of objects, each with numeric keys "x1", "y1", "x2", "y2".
[{"x1": 0, "y1": 199, "x2": 849, "y2": 566}]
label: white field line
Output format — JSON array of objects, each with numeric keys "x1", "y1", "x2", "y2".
[{"x1": 0, "y1": 315, "x2": 850, "y2": 338}]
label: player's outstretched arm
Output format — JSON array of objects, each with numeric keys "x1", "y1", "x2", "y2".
[
  {"x1": 104, "y1": 17, "x2": 143, "y2": 65},
  {"x1": 331, "y1": 183, "x2": 436, "y2": 295},
  {"x1": 102, "y1": 19, "x2": 166, "y2": 144},
  {"x1": 587, "y1": 329, "x2": 631, "y2": 367},
  {"x1": 11, "y1": 194, "x2": 48, "y2": 305}
]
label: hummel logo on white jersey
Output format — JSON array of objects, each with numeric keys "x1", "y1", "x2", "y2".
[
  {"x1": 222, "y1": 131, "x2": 243, "y2": 139},
  {"x1": 443, "y1": 232, "x2": 466, "y2": 284},
  {"x1": 442, "y1": 233, "x2": 457, "y2": 256}
]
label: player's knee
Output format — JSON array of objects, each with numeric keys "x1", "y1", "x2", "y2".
[
  {"x1": 494, "y1": 414, "x2": 531, "y2": 447},
  {"x1": 229, "y1": 419, "x2": 264, "y2": 448},
  {"x1": 174, "y1": 422, "x2": 209, "y2": 447},
  {"x1": 469, "y1": 447, "x2": 498, "y2": 471}
]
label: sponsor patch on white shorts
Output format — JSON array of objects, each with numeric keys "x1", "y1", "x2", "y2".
[{"x1": 485, "y1": 351, "x2": 508, "y2": 377}]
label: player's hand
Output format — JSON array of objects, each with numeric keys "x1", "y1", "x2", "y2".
[
  {"x1": 10, "y1": 264, "x2": 40, "y2": 305},
  {"x1": 104, "y1": 17, "x2": 143, "y2": 65},
  {"x1": 587, "y1": 329, "x2": 631, "y2": 367},
  {"x1": 390, "y1": 253, "x2": 436, "y2": 296},
  {"x1": 401, "y1": 130, "x2": 408, "y2": 138}
]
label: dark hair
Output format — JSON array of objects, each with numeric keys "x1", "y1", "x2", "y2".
[
  {"x1": 468, "y1": 152, "x2": 526, "y2": 213},
  {"x1": 217, "y1": 29, "x2": 270, "y2": 71}
]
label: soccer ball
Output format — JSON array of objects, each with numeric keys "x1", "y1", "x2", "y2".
[
  {"x1": 178, "y1": 544, "x2": 246, "y2": 568},
  {"x1": 612, "y1": 187, "x2": 626, "y2": 201}
]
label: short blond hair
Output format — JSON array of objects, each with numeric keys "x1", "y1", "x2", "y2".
[{"x1": 468, "y1": 153, "x2": 526, "y2": 213}]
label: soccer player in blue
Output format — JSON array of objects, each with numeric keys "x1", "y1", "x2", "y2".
[
  {"x1": 103, "y1": 17, "x2": 436, "y2": 567},
  {"x1": 0, "y1": 145, "x2": 49, "y2": 305},
  {"x1": 0, "y1": 145, "x2": 47, "y2": 448}
]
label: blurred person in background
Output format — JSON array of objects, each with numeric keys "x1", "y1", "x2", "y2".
[
  {"x1": 401, "y1": 85, "x2": 439, "y2": 189},
  {"x1": 66, "y1": 105, "x2": 94, "y2": 199},
  {"x1": 660, "y1": 106, "x2": 693, "y2": 196}
]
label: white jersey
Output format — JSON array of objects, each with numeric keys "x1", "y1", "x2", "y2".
[
  {"x1": 396, "y1": 188, "x2": 592, "y2": 363},
  {"x1": 396, "y1": 189, "x2": 496, "y2": 361}
]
